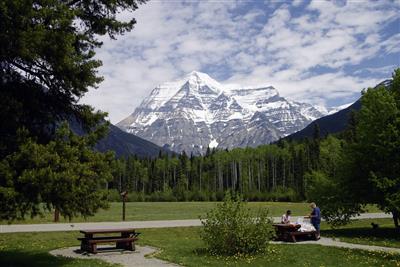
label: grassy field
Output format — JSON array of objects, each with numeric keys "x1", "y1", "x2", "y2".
[
  {"x1": 1, "y1": 222, "x2": 399, "y2": 267},
  {"x1": 0, "y1": 231, "x2": 114, "y2": 267},
  {"x1": 0, "y1": 202, "x2": 381, "y2": 224},
  {"x1": 321, "y1": 218, "x2": 400, "y2": 248},
  {"x1": 141, "y1": 226, "x2": 400, "y2": 267}
]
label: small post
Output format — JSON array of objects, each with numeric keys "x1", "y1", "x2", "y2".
[
  {"x1": 54, "y1": 208, "x2": 60, "y2": 222},
  {"x1": 121, "y1": 191, "x2": 128, "y2": 221}
]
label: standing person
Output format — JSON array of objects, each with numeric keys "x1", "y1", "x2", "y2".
[
  {"x1": 281, "y1": 210, "x2": 292, "y2": 224},
  {"x1": 308, "y1": 202, "x2": 321, "y2": 239}
]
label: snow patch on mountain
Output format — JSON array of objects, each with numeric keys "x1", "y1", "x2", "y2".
[{"x1": 118, "y1": 71, "x2": 329, "y2": 154}]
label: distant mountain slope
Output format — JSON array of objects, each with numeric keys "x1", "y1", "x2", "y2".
[
  {"x1": 96, "y1": 124, "x2": 169, "y2": 158},
  {"x1": 69, "y1": 119, "x2": 168, "y2": 158},
  {"x1": 284, "y1": 79, "x2": 392, "y2": 141},
  {"x1": 283, "y1": 100, "x2": 361, "y2": 140}
]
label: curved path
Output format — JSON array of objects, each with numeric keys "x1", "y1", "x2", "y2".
[
  {"x1": 0, "y1": 213, "x2": 391, "y2": 233},
  {"x1": 271, "y1": 237, "x2": 400, "y2": 254},
  {"x1": 50, "y1": 245, "x2": 180, "y2": 267}
]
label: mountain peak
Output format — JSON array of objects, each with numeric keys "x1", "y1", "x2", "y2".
[
  {"x1": 186, "y1": 70, "x2": 206, "y2": 77},
  {"x1": 118, "y1": 71, "x2": 328, "y2": 154},
  {"x1": 183, "y1": 71, "x2": 223, "y2": 91}
]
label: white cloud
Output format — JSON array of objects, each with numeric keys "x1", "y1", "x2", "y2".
[{"x1": 80, "y1": 0, "x2": 400, "y2": 123}]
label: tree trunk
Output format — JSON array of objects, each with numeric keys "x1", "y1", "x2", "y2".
[
  {"x1": 393, "y1": 210, "x2": 399, "y2": 228},
  {"x1": 257, "y1": 160, "x2": 261, "y2": 192},
  {"x1": 54, "y1": 208, "x2": 60, "y2": 222},
  {"x1": 199, "y1": 161, "x2": 202, "y2": 192}
]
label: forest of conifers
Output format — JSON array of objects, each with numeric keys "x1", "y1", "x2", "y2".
[{"x1": 110, "y1": 128, "x2": 324, "y2": 202}]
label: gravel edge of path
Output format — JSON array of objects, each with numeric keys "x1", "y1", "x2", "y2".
[
  {"x1": 49, "y1": 245, "x2": 181, "y2": 267},
  {"x1": 271, "y1": 237, "x2": 400, "y2": 254}
]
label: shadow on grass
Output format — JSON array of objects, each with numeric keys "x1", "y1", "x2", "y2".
[
  {"x1": 323, "y1": 227, "x2": 399, "y2": 239},
  {"x1": 0, "y1": 250, "x2": 73, "y2": 267},
  {"x1": 193, "y1": 247, "x2": 208, "y2": 256}
]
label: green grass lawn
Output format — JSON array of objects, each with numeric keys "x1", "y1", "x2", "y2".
[
  {"x1": 0, "y1": 202, "x2": 381, "y2": 224},
  {"x1": 1, "y1": 225, "x2": 399, "y2": 267},
  {"x1": 321, "y1": 218, "x2": 400, "y2": 248},
  {"x1": 0, "y1": 231, "x2": 115, "y2": 267},
  {"x1": 140, "y1": 227, "x2": 400, "y2": 267}
]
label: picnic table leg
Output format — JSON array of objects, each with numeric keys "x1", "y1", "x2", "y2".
[
  {"x1": 291, "y1": 233, "x2": 297, "y2": 243},
  {"x1": 80, "y1": 240, "x2": 87, "y2": 252},
  {"x1": 116, "y1": 241, "x2": 126, "y2": 249},
  {"x1": 313, "y1": 232, "x2": 318, "y2": 240},
  {"x1": 83, "y1": 234, "x2": 93, "y2": 253},
  {"x1": 91, "y1": 243, "x2": 97, "y2": 254},
  {"x1": 126, "y1": 241, "x2": 134, "y2": 251}
]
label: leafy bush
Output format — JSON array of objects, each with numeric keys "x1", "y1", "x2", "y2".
[
  {"x1": 200, "y1": 193, "x2": 275, "y2": 255},
  {"x1": 107, "y1": 189, "x2": 122, "y2": 202},
  {"x1": 145, "y1": 190, "x2": 177, "y2": 202},
  {"x1": 269, "y1": 187, "x2": 301, "y2": 202},
  {"x1": 190, "y1": 190, "x2": 209, "y2": 201}
]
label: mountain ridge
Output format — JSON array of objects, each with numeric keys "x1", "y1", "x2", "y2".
[
  {"x1": 118, "y1": 71, "x2": 334, "y2": 154},
  {"x1": 283, "y1": 79, "x2": 392, "y2": 141}
]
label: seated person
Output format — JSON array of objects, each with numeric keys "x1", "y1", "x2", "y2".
[{"x1": 281, "y1": 210, "x2": 291, "y2": 224}]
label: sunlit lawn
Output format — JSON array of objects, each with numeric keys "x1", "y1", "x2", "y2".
[
  {"x1": 321, "y1": 218, "x2": 400, "y2": 248},
  {"x1": 0, "y1": 231, "x2": 114, "y2": 267},
  {"x1": 1, "y1": 224, "x2": 399, "y2": 267},
  {"x1": 141, "y1": 226, "x2": 400, "y2": 267},
  {"x1": 0, "y1": 202, "x2": 381, "y2": 224}
]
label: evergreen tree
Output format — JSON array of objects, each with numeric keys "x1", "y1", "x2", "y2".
[
  {"x1": 0, "y1": 123, "x2": 114, "y2": 221},
  {"x1": 0, "y1": 0, "x2": 147, "y2": 155},
  {"x1": 351, "y1": 70, "x2": 400, "y2": 227},
  {"x1": 0, "y1": 0, "x2": 146, "y2": 220},
  {"x1": 305, "y1": 69, "x2": 400, "y2": 227}
]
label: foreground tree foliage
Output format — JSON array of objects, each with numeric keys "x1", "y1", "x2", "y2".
[
  {"x1": 0, "y1": 123, "x2": 114, "y2": 221},
  {"x1": 200, "y1": 193, "x2": 275, "y2": 255},
  {"x1": 350, "y1": 69, "x2": 400, "y2": 228},
  {"x1": 0, "y1": 0, "x2": 146, "y2": 221},
  {"x1": 306, "y1": 69, "x2": 400, "y2": 228}
]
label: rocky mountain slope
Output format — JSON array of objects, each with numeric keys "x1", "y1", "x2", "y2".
[{"x1": 118, "y1": 71, "x2": 328, "y2": 154}]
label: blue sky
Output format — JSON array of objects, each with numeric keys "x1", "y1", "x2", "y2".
[{"x1": 81, "y1": 0, "x2": 400, "y2": 123}]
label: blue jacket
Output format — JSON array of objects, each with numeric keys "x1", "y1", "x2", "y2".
[{"x1": 311, "y1": 207, "x2": 321, "y2": 224}]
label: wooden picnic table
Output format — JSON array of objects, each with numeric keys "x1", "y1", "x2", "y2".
[
  {"x1": 78, "y1": 228, "x2": 140, "y2": 253},
  {"x1": 273, "y1": 223, "x2": 317, "y2": 242}
]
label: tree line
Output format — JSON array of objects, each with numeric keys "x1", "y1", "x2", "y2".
[{"x1": 110, "y1": 129, "x2": 322, "y2": 202}]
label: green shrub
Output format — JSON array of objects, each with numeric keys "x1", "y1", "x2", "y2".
[
  {"x1": 107, "y1": 189, "x2": 122, "y2": 202},
  {"x1": 200, "y1": 193, "x2": 275, "y2": 255},
  {"x1": 190, "y1": 190, "x2": 209, "y2": 201},
  {"x1": 270, "y1": 187, "x2": 301, "y2": 202},
  {"x1": 215, "y1": 191, "x2": 225, "y2": 201},
  {"x1": 127, "y1": 192, "x2": 145, "y2": 202}
]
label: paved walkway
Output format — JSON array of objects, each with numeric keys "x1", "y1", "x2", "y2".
[
  {"x1": 0, "y1": 213, "x2": 392, "y2": 233},
  {"x1": 50, "y1": 245, "x2": 180, "y2": 267},
  {"x1": 271, "y1": 237, "x2": 400, "y2": 254}
]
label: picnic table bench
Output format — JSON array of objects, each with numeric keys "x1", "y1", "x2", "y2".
[
  {"x1": 78, "y1": 228, "x2": 140, "y2": 253},
  {"x1": 273, "y1": 223, "x2": 317, "y2": 243}
]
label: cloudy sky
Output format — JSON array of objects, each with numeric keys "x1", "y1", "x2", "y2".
[{"x1": 81, "y1": 0, "x2": 400, "y2": 124}]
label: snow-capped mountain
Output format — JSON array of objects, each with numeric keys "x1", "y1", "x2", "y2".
[{"x1": 117, "y1": 71, "x2": 329, "y2": 154}]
